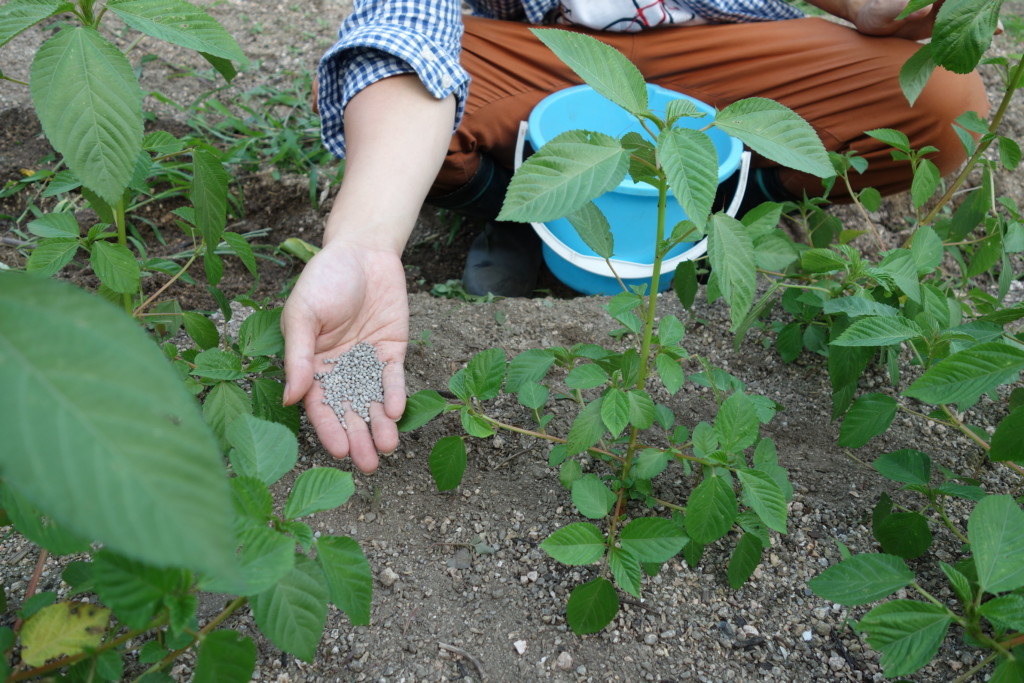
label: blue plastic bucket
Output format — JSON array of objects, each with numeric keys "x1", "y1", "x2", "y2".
[{"x1": 524, "y1": 84, "x2": 743, "y2": 295}]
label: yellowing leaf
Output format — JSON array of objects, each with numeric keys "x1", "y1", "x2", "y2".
[{"x1": 21, "y1": 602, "x2": 110, "y2": 666}]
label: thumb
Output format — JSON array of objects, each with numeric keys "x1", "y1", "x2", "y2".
[{"x1": 281, "y1": 302, "x2": 317, "y2": 406}]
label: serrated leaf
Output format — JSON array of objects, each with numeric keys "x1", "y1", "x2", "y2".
[
  {"x1": 227, "y1": 414, "x2": 297, "y2": 487},
  {"x1": 92, "y1": 550, "x2": 186, "y2": 629},
  {"x1": 27, "y1": 212, "x2": 78, "y2": 238},
  {"x1": 930, "y1": 0, "x2": 1001, "y2": 74},
  {"x1": 738, "y1": 468, "x2": 788, "y2": 534},
  {"x1": 540, "y1": 522, "x2": 606, "y2": 565},
  {"x1": 566, "y1": 363, "x2": 609, "y2": 389},
  {"x1": 316, "y1": 536, "x2": 372, "y2": 626},
  {"x1": 714, "y1": 98, "x2": 832, "y2": 177},
  {"x1": 989, "y1": 406, "x2": 1024, "y2": 463},
  {"x1": 530, "y1": 29, "x2": 647, "y2": 115},
  {"x1": 251, "y1": 378, "x2": 300, "y2": 435},
  {"x1": 566, "y1": 577, "x2": 619, "y2": 635},
  {"x1": 727, "y1": 533, "x2": 763, "y2": 589},
  {"x1": 182, "y1": 311, "x2": 219, "y2": 350},
  {"x1": 284, "y1": 468, "x2": 355, "y2": 519},
  {"x1": 20, "y1": 602, "x2": 110, "y2": 667},
  {"x1": 627, "y1": 390, "x2": 655, "y2": 429},
  {"x1": 871, "y1": 449, "x2": 931, "y2": 485},
  {"x1": 230, "y1": 476, "x2": 272, "y2": 531},
  {"x1": 0, "y1": 274, "x2": 234, "y2": 574},
  {"x1": 566, "y1": 201, "x2": 614, "y2": 259},
  {"x1": 874, "y1": 511, "x2": 933, "y2": 560},
  {"x1": 608, "y1": 546, "x2": 642, "y2": 597},
  {"x1": 858, "y1": 600, "x2": 951, "y2": 678},
  {"x1": 619, "y1": 517, "x2": 688, "y2": 563},
  {"x1": 572, "y1": 474, "x2": 617, "y2": 519},
  {"x1": 707, "y1": 213, "x2": 756, "y2": 328},
  {"x1": 0, "y1": 0, "x2": 73, "y2": 48},
  {"x1": 107, "y1": 0, "x2": 244, "y2": 61},
  {"x1": 600, "y1": 387, "x2": 629, "y2": 437},
  {"x1": 203, "y1": 526, "x2": 294, "y2": 596},
  {"x1": 832, "y1": 316, "x2": 924, "y2": 347},
  {"x1": 191, "y1": 148, "x2": 228, "y2": 247},
  {"x1": 904, "y1": 342, "x2": 1024, "y2": 408},
  {"x1": 969, "y1": 495, "x2": 1024, "y2": 595},
  {"x1": 808, "y1": 554, "x2": 913, "y2": 605},
  {"x1": 31, "y1": 27, "x2": 143, "y2": 202},
  {"x1": 192, "y1": 348, "x2": 245, "y2": 381},
  {"x1": 978, "y1": 594, "x2": 1024, "y2": 631},
  {"x1": 464, "y1": 347, "x2": 505, "y2": 401},
  {"x1": 397, "y1": 390, "x2": 448, "y2": 432},
  {"x1": 251, "y1": 555, "x2": 328, "y2": 662},
  {"x1": 238, "y1": 308, "x2": 283, "y2": 357},
  {"x1": 26, "y1": 238, "x2": 79, "y2": 275},
  {"x1": 939, "y1": 562, "x2": 973, "y2": 606},
  {"x1": 505, "y1": 348, "x2": 555, "y2": 393},
  {"x1": 838, "y1": 393, "x2": 898, "y2": 448},
  {"x1": 685, "y1": 475, "x2": 737, "y2": 544},
  {"x1": 194, "y1": 630, "x2": 256, "y2": 683},
  {"x1": 715, "y1": 392, "x2": 758, "y2": 453},
  {"x1": 567, "y1": 396, "x2": 606, "y2": 455},
  {"x1": 655, "y1": 353, "x2": 685, "y2": 394},
  {"x1": 429, "y1": 436, "x2": 466, "y2": 491},
  {"x1": 911, "y1": 158, "x2": 940, "y2": 209},
  {"x1": 660, "y1": 127, "x2": 718, "y2": 229},
  {"x1": 499, "y1": 129, "x2": 628, "y2": 223},
  {"x1": 90, "y1": 240, "x2": 140, "y2": 294}
]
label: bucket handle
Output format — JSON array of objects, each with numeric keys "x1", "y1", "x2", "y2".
[{"x1": 513, "y1": 120, "x2": 751, "y2": 280}]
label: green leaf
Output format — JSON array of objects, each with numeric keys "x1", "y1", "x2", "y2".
[
  {"x1": 866, "y1": 127, "x2": 910, "y2": 152},
  {"x1": 90, "y1": 240, "x2": 140, "y2": 294},
  {"x1": 571, "y1": 474, "x2": 617, "y2": 519},
  {"x1": 1, "y1": 486, "x2": 90, "y2": 555},
  {"x1": 685, "y1": 475, "x2": 737, "y2": 544},
  {"x1": 238, "y1": 308, "x2": 284, "y2": 357},
  {"x1": 633, "y1": 448, "x2": 670, "y2": 480},
  {"x1": 0, "y1": 0, "x2": 74, "y2": 48},
  {"x1": 567, "y1": 397, "x2": 606, "y2": 455},
  {"x1": 466, "y1": 348, "x2": 506, "y2": 400},
  {"x1": 26, "y1": 238, "x2": 79, "y2": 275},
  {"x1": 203, "y1": 380, "x2": 252, "y2": 445},
  {"x1": 190, "y1": 148, "x2": 228, "y2": 247},
  {"x1": 499, "y1": 129, "x2": 628, "y2": 223},
  {"x1": 655, "y1": 353, "x2": 685, "y2": 395},
  {"x1": 715, "y1": 392, "x2": 758, "y2": 453},
  {"x1": 727, "y1": 533, "x2": 763, "y2": 589},
  {"x1": 203, "y1": 526, "x2": 294, "y2": 596},
  {"x1": 910, "y1": 158, "x2": 940, "y2": 209},
  {"x1": 182, "y1": 311, "x2": 219, "y2": 350},
  {"x1": 397, "y1": 390, "x2": 449, "y2": 432},
  {"x1": 107, "y1": 0, "x2": 244, "y2": 61},
  {"x1": 284, "y1": 468, "x2": 354, "y2": 520},
  {"x1": 627, "y1": 390, "x2": 655, "y2": 429},
  {"x1": 904, "y1": 342, "x2": 1024, "y2": 408},
  {"x1": 930, "y1": 0, "x2": 1001, "y2": 74},
  {"x1": 227, "y1": 414, "x2": 298, "y2": 487},
  {"x1": 505, "y1": 348, "x2": 556, "y2": 393},
  {"x1": 808, "y1": 554, "x2": 913, "y2": 605},
  {"x1": 991, "y1": 657, "x2": 1024, "y2": 683},
  {"x1": 737, "y1": 469, "x2": 787, "y2": 534},
  {"x1": 429, "y1": 436, "x2": 466, "y2": 491},
  {"x1": 566, "y1": 363, "x2": 609, "y2": 390},
  {"x1": 559, "y1": 459, "x2": 583, "y2": 489},
  {"x1": 31, "y1": 27, "x2": 143, "y2": 203},
  {"x1": 969, "y1": 495, "x2": 1024, "y2": 595},
  {"x1": 517, "y1": 381, "x2": 549, "y2": 410},
  {"x1": 714, "y1": 98, "x2": 832, "y2": 177},
  {"x1": 0, "y1": 274, "x2": 234, "y2": 574},
  {"x1": 600, "y1": 387, "x2": 629, "y2": 438},
  {"x1": 192, "y1": 348, "x2": 245, "y2": 381},
  {"x1": 874, "y1": 511, "x2": 933, "y2": 560},
  {"x1": 619, "y1": 517, "x2": 688, "y2": 563},
  {"x1": 800, "y1": 248, "x2": 847, "y2": 273},
  {"x1": 251, "y1": 555, "x2": 328, "y2": 662},
  {"x1": 939, "y1": 562, "x2": 973, "y2": 606},
  {"x1": 831, "y1": 316, "x2": 924, "y2": 347},
  {"x1": 27, "y1": 212, "x2": 78, "y2": 238},
  {"x1": 899, "y1": 44, "x2": 936, "y2": 106},
  {"x1": 566, "y1": 577, "x2": 619, "y2": 635},
  {"x1": 193, "y1": 630, "x2": 256, "y2": 683},
  {"x1": 838, "y1": 393, "x2": 897, "y2": 448},
  {"x1": 251, "y1": 378, "x2": 299, "y2": 435},
  {"x1": 608, "y1": 546, "x2": 642, "y2": 597},
  {"x1": 529, "y1": 28, "x2": 647, "y2": 115},
  {"x1": 540, "y1": 522, "x2": 606, "y2": 565},
  {"x1": 316, "y1": 536, "x2": 372, "y2": 626},
  {"x1": 871, "y1": 449, "x2": 931, "y2": 485},
  {"x1": 565, "y1": 201, "x2": 614, "y2": 259},
  {"x1": 857, "y1": 600, "x2": 952, "y2": 678},
  {"x1": 230, "y1": 476, "x2": 272, "y2": 531},
  {"x1": 460, "y1": 407, "x2": 494, "y2": 438},
  {"x1": 707, "y1": 213, "x2": 756, "y2": 328},
  {"x1": 92, "y1": 551, "x2": 184, "y2": 629},
  {"x1": 978, "y1": 594, "x2": 1024, "y2": 632},
  {"x1": 660, "y1": 127, "x2": 718, "y2": 229},
  {"x1": 989, "y1": 406, "x2": 1024, "y2": 462}
]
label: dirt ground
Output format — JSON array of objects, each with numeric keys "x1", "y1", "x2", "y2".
[{"x1": 2, "y1": 1, "x2": 1024, "y2": 681}]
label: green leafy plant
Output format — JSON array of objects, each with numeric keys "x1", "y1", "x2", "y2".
[{"x1": 399, "y1": 28, "x2": 833, "y2": 635}]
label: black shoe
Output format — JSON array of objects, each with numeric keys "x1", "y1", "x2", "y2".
[{"x1": 462, "y1": 222, "x2": 542, "y2": 297}]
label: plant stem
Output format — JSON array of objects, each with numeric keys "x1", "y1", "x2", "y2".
[
  {"x1": 636, "y1": 177, "x2": 668, "y2": 391},
  {"x1": 950, "y1": 652, "x2": 999, "y2": 683},
  {"x1": 921, "y1": 54, "x2": 1024, "y2": 225},
  {"x1": 936, "y1": 498, "x2": 970, "y2": 544},
  {"x1": 941, "y1": 405, "x2": 990, "y2": 452},
  {"x1": 12, "y1": 550, "x2": 49, "y2": 632},
  {"x1": 139, "y1": 596, "x2": 248, "y2": 680},
  {"x1": 840, "y1": 173, "x2": 885, "y2": 251},
  {"x1": 112, "y1": 197, "x2": 133, "y2": 314},
  {"x1": 479, "y1": 414, "x2": 626, "y2": 463},
  {"x1": 133, "y1": 243, "x2": 202, "y2": 318}
]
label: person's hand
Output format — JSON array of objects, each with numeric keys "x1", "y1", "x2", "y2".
[
  {"x1": 281, "y1": 239, "x2": 409, "y2": 473},
  {"x1": 847, "y1": 0, "x2": 941, "y2": 39}
]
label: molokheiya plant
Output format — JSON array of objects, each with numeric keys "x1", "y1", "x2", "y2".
[
  {"x1": 398, "y1": 28, "x2": 833, "y2": 635},
  {"x1": 0, "y1": 272, "x2": 373, "y2": 681},
  {"x1": 0, "y1": 0, "x2": 259, "y2": 319}
]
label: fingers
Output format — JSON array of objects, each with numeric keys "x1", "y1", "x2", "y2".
[
  {"x1": 381, "y1": 347, "x2": 407, "y2": 421},
  {"x1": 281, "y1": 302, "x2": 317, "y2": 407}
]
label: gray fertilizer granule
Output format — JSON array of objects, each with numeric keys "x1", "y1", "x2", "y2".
[{"x1": 314, "y1": 342, "x2": 387, "y2": 429}]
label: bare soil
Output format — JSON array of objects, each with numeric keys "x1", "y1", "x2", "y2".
[{"x1": 2, "y1": 2, "x2": 1023, "y2": 682}]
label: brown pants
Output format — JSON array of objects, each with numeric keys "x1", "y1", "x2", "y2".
[{"x1": 432, "y1": 15, "x2": 988, "y2": 201}]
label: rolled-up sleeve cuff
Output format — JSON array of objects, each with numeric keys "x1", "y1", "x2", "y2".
[{"x1": 318, "y1": 25, "x2": 469, "y2": 158}]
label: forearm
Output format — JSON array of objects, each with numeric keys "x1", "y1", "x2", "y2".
[
  {"x1": 323, "y1": 74, "x2": 456, "y2": 254},
  {"x1": 800, "y1": 0, "x2": 862, "y2": 24}
]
